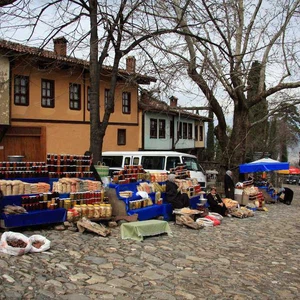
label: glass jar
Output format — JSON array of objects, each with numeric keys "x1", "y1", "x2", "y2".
[
  {"x1": 87, "y1": 204, "x2": 94, "y2": 219},
  {"x1": 94, "y1": 204, "x2": 101, "y2": 219},
  {"x1": 64, "y1": 199, "x2": 71, "y2": 210},
  {"x1": 80, "y1": 204, "x2": 88, "y2": 218},
  {"x1": 73, "y1": 205, "x2": 82, "y2": 218},
  {"x1": 99, "y1": 203, "x2": 106, "y2": 218},
  {"x1": 106, "y1": 204, "x2": 112, "y2": 218}
]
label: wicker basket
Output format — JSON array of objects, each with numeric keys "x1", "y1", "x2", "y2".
[{"x1": 94, "y1": 162, "x2": 109, "y2": 178}]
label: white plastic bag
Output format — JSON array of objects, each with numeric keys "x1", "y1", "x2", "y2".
[
  {"x1": 0, "y1": 231, "x2": 32, "y2": 256},
  {"x1": 196, "y1": 218, "x2": 214, "y2": 227},
  {"x1": 29, "y1": 235, "x2": 51, "y2": 253},
  {"x1": 208, "y1": 212, "x2": 223, "y2": 221},
  {"x1": 136, "y1": 191, "x2": 149, "y2": 199}
]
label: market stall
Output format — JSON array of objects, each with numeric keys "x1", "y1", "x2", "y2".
[
  {"x1": 239, "y1": 158, "x2": 289, "y2": 173},
  {"x1": 238, "y1": 158, "x2": 289, "y2": 206},
  {"x1": 0, "y1": 153, "x2": 106, "y2": 229}
]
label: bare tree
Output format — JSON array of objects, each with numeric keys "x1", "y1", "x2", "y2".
[
  {"x1": 0, "y1": 0, "x2": 193, "y2": 163},
  {"x1": 151, "y1": 0, "x2": 300, "y2": 173}
]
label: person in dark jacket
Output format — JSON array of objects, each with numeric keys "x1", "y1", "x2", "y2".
[
  {"x1": 207, "y1": 186, "x2": 229, "y2": 216},
  {"x1": 224, "y1": 170, "x2": 235, "y2": 199},
  {"x1": 165, "y1": 174, "x2": 190, "y2": 209},
  {"x1": 277, "y1": 187, "x2": 294, "y2": 205}
]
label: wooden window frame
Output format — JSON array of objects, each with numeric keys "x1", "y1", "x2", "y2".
[
  {"x1": 188, "y1": 123, "x2": 193, "y2": 139},
  {"x1": 183, "y1": 122, "x2": 187, "y2": 139},
  {"x1": 117, "y1": 129, "x2": 126, "y2": 145},
  {"x1": 177, "y1": 122, "x2": 182, "y2": 139},
  {"x1": 69, "y1": 83, "x2": 81, "y2": 110},
  {"x1": 122, "y1": 92, "x2": 131, "y2": 114},
  {"x1": 41, "y1": 79, "x2": 55, "y2": 108},
  {"x1": 14, "y1": 75, "x2": 29, "y2": 106},
  {"x1": 159, "y1": 119, "x2": 166, "y2": 139},
  {"x1": 200, "y1": 125, "x2": 203, "y2": 141},
  {"x1": 194, "y1": 125, "x2": 198, "y2": 141},
  {"x1": 170, "y1": 120, "x2": 174, "y2": 139},
  {"x1": 150, "y1": 118, "x2": 158, "y2": 139},
  {"x1": 87, "y1": 86, "x2": 91, "y2": 111},
  {"x1": 105, "y1": 88, "x2": 114, "y2": 113}
]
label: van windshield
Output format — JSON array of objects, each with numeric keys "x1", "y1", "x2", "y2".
[
  {"x1": 102, "y1": 156, "x2": 123, "y2": 168},
  {"x1": 182, "y1": 156, "x2": 205, "y2": 173}
]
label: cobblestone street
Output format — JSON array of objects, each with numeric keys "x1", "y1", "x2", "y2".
[{"x1": 1, "y1": 184, "x2": 300, "y2": 300}]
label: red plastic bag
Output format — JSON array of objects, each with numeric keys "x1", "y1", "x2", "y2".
[{"x1": 205, "y1": 215, "x2": 221, "y2": 226}]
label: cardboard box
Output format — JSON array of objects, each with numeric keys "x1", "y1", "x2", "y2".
[{"x1": 234, "y1": 192, "x2": 249, "y2": 206}]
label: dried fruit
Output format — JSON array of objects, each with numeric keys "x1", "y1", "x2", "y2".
[
  {"x1": 32, "y1": 241, "x2": 44, "y2": 249},
  {"x1": 7, "y1": 239, "x2": 27, "y2": 248}
]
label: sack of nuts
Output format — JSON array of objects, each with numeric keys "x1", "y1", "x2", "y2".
[
  {"x1": 29, "y1": 234, "x2": 51, "y2": 253},
  {"x1": 0, "y1": 231, "x2": 32, "y2": 256}
]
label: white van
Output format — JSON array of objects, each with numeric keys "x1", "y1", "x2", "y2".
[{"x1": 101, "y1": 151, "x2": 207, "y2": 190}]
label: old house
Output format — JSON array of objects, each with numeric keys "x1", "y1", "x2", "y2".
[
  {"x1": 0, "y1": 38, "x2": 155, "y2": 161},
  {"x1": 138, "y1": 90, "x2": 211, "y2": 156}
]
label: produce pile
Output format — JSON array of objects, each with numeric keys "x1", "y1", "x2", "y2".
[
  {"x1": 7, "y1": 239, "x2": 27, "y2": 248},
  {"x1": 3, "y1": 205, "x2": 27, "y2": 215}
]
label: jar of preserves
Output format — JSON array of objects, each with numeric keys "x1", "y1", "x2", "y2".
[
  {"x1": 87, "y1": 204, "x2": 94, "y2": 219},
  {"x1": 64, "y1": 199, "x2": 71, "y2": 210},
  {"x1": 99, "y1": 203, "x2": 106, "y2": 218},
  {"x1": 106, "y1": 204, "x2": 112, "y2": 218},
  {"x1": 94, "y1": 204, "x2": 101, "y2": 219},
  {"x1": 73, "y1": 205, "x2": 82, "y2": 218},
  {"x1": 80, "y1": 204, "x2": 88, "y2": 218}
]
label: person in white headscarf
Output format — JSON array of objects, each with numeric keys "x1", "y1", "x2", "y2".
[
  {"x1": 224, "y1": 170, "x2": 235, "y2": 199},
  {"x1": 165, "y1": 174, "x2": 190, "y2": 209}
]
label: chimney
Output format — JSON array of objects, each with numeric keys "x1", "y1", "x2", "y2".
[
  {"x1": 170, "y1": 96, "x2": 178, "y2": 107},
  {"x1": 53, "y1": 37, "x2": 68, "y2": 56},
  {"x1": 126, "y1": 56, "x2": 136, "y2": 73}
]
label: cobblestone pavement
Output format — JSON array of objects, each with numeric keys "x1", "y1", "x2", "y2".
[{"x1": 1, "y1": 184, "x2": 300, "y2": 300}]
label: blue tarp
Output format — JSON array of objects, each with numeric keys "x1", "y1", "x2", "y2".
[{"x1": 239, "y1": 158, "x2": 289, "y2": 173}]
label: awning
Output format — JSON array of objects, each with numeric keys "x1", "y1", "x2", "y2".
[{"x1": 239, "y1": 158, "x2": 289, "y2": 173}]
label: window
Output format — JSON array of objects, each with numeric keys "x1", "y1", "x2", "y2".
[
  {"x1": 14, "y1": 75, "x2": 29, "y2": 106},
  {"x1": 188, "y1": 123, "x2": 193, "y2": 139},
  {"x1": 194, "y1": 125, "x2": 198, "y2": 141},
  {"x1": 133, "y1": 157, "x2": 140, "y2": 165},
  {"x1": 200, "y1": 125, "x2": 203, "y2": 141},
  {"x1": 170, "y1": 120, "x2": 174, "y2": 138},
  {"x1": 124, "y1": 157, "x2": 131, "y2": 165},
  {"x1": 105, "y1": 89, "x2": 114, "y2": 113},
  {"x1": 183, "y1": 122, "x2": 187, "y2": 139},
  {"x1": 159, "y1": 119, "x2": 166, "y2": 139},
  {"x1": 141, "y1": 156, "x2": 165, "y2": 170},
  {"x1": 69, "y1": 83, "x2": 81, "y2": 110},
  {"x1": 177, "y1": 122, "x2": 182, "y2": 139},
  {"x1": 102, "y1": 156, "x2": 123, "y2": 167},
  {"x1": 122, "y1": 92, "x2": 131, "y2": 114},
  {"x1": 117, "y1": 129, "x2": 126, "y2": 145},
  {"x1": 41, "y1": 79, "x2": 55, "y2": 108},
  {"x1": 150, "y1": 119, "x2": 157, "y2": 138},
  {"x1": 87, "y1": 86, "x2": 91, "y2": 111},
  {"x1": 166, "y1": 156, "x2": 181, "y2": 171}
]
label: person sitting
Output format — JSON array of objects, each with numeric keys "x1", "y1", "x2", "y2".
[
  {"x1": 165, "y1": 174, "x2": 190, "y2": 209},
  {"x1": 207, "y1": 186, "x2": 229, "y2": 216},
  {"x1": 277, "y1": 187, "x2": 294, "y2": 205}
]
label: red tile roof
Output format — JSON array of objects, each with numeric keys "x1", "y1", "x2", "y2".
[
  {"x1": 0, "y1": 39, "x2": 156, "y2": 84},
  {"x1": 139, "y1": 91, "x2": 211, "y2": 121}
]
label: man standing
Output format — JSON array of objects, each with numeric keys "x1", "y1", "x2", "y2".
[{"x1": 224, "y1": 170, "x2": 235, "y2": 199}]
